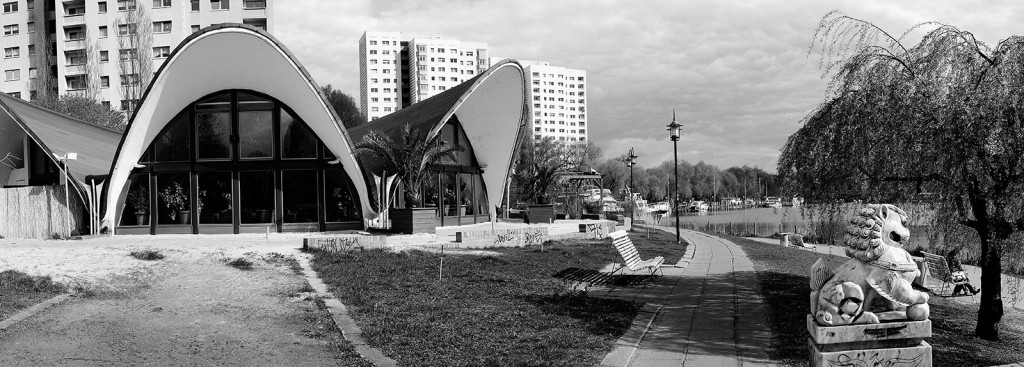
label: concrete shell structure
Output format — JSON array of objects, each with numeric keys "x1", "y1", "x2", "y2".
[
  {"x1": 104, "y1": 25, "x2": 373, "y2": 232},
  {"x1": 348, "y1": 59, "x2": 528, "y2": 222},
  {"x1": 101, "y1": 25, "x2": 528, "y2": 234}
]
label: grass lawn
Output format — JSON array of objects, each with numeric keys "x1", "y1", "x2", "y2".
[
  {"x1": 0, "y1": 270, "x2": 66, "y2": 321},
  {"x1": 310, "y1": 232, "x2": 687, "y2": 367},
  {"x1": 718, "y1": 233, "x2": 1024, "y2": 367}
]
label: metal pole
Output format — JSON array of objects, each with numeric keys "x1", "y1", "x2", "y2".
[
  {"x1": 629, "y1": 163, "x2": 634, "y2": 223},
  {"x1": 63, "y1": 160, "x2": 71, "y2": 238},
  {"x1": 673, "y1": 139, "x2": 679, "y2": 243}
]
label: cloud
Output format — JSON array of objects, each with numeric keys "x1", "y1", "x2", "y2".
[{"x1": 276, "y1": 0, "x2": 1023, "y2": 173}]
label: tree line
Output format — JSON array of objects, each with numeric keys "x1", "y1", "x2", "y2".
[{"x1": 510, "y1": 136, "x2": 778, "y2": 206}]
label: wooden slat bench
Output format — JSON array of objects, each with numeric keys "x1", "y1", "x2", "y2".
[
  {"x1": 609, "y1": 230, "x2": 664, "y2": 277},
  {"x1": 922, "y1": 251, "x2": 972, "y2": 298}
]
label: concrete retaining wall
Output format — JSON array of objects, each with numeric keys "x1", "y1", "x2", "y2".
[{"x1": 303, "y1": 236, "x2": 389, "y2": 253}]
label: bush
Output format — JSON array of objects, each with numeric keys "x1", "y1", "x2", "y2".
[
  {"x1": 227, "y1": 258, "x2": 253, "y2": 270},
  {"x1": 130, "y1": 250, "x2": 165, "y2": 261}
]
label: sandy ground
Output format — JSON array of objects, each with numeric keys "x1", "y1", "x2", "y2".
[{"x1": 0, "y1": 221, "x2": 606, "y2": 366}]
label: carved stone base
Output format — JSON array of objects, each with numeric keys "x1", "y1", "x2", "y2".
[
  {"x1": 807, "y1": 314, "x2": 932, "y2": 367},
  {"x1": 809, "y1": 338, "x2": 931, "y2": 367}
]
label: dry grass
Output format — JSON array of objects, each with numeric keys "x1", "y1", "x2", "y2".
[
  {"x1": 0, "y1": 270, "x2": 66, "y2": 320},
  {"x1": 310, "y1": 234, "x2": 686, "y2": 367}
]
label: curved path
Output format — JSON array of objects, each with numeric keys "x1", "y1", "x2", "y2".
[{"x1": 601, "y1": 227, "x2": 775, "y2": 367}]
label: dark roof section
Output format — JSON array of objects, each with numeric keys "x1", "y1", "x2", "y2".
[
  {"x1": 0, "y1": 93, "x2": 122, "y2": 194},
  {"x1": 347, "y1": 73, "x2": 483, "y2": 143}
]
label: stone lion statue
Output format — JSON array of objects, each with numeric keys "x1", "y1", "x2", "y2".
[{"x1": 810, "y1": 204, "x2": 930, "y2": 326}]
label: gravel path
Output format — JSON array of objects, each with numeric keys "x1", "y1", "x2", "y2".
[{"x1": 0, "y1": 235, "x2": 370, "y2": 366}]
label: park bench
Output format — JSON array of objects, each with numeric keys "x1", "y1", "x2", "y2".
[
  {"x1": 551, "y1": 230, "x2": 663, "y2": 292},
  {"x1": 609, "y1": 230, "x2": 664, "y2": 277},
  {"x1": 921, "y1": 251, "x2": 974, "y2": 299}
]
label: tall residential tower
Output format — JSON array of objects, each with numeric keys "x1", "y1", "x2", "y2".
[
  {"x1": 359, "y1": 31, "x2": 488, "y2": 121},
  {"x1": 0, "y1": 0, "x2": 273, "y2": 110},
  {"x1": 497, "y1": 58, "x2": 587, "y2": 142}
]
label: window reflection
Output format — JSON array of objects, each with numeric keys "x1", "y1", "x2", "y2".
[
  {"x1": 283, "y1": 170, "x2": 317, "y2": 223},
  {"x1": 156, "y1": 172, "x2": 190, "y2": 225},
  {"x1": 120, "y1": 173, "x2": 150, "y2": 226},
  {"x1": 153, "y1": 112, "x2": 189, "y2": 162},
  {"x1": 197, "y1": 172, "x2": 232, "y2": 224},
  {"x1": 281, "y1": 110, "x2": 316, "y2": 159},
  {"x1": 196, "y1": 112, "x2": 231, "y2": 160},
  {"x1": 325, "y1": 168, "x2": 361, "y2": 222},
  {"x1": 240, "y1": 171, "x2": 273, "y2": 223},
  {"x1": 239, "y1": 110, "x2": 273, "y2": 158}
]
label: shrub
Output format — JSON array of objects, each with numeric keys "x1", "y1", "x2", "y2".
[
  {"x1": 227, "y1": 257, "x2": 253, "y2": 270},
  {"x1": 130, "y1": 249, "x2": 165, "y2": 261}
]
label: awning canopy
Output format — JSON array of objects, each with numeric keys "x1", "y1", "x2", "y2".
[{"x1": 0, "y1": 93, "x2": 121, "y2": 195}]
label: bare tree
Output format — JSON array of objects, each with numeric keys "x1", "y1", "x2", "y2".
[
  {"x1": 31, "y1": 29, "x2": 57, "y2": 102},
  {"x1": 84, "y1": 28, "x2": 103, "y2": 100},
  {"x1": 114, "y1": 1, "x2": 153, "y2": 116}
]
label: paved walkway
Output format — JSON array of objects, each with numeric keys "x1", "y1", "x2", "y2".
[{"x1": 598, "y1": 227, "x2": 774, "y2": 367}]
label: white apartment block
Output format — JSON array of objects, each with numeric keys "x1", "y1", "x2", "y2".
[
  {"x1": 0, "y1": 0, "x2": 272, "y2": 110},
  {"x1": 359, "y1": 31, "x2": 488, "y2": 121},
  {"x1": 496, "y1": 59, "x2": 587, "y2": 143}
]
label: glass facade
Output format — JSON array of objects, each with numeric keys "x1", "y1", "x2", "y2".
[
  {"x1": 117, "y1": 90, "x2": 362, "y2": 234},
  {"x1": 404, "y1": 118, "x2": 489, "y2": 226}
]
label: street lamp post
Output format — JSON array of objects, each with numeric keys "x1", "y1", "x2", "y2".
[
  {"x1": 667, "y1": 112, "x2": 682, "y2": 244},
  {"x1": 55, "y1": 152, "x2": 78, "y2": 238},
  {"x1": 624, "y1": 148, "x2": 638, "y2": 223}
]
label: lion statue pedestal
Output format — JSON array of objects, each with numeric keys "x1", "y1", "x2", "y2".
[{"x1": 807, "y1": 204, "x2": 932, "y2": 367}]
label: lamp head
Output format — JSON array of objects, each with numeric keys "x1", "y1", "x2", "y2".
[{"x1": 667, "y1": 110, "x2": 682, "y2": 141}]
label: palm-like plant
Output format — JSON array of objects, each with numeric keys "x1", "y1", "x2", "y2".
[{"x1": 354, "y1": 123, "x2": 463, "y2": 208}]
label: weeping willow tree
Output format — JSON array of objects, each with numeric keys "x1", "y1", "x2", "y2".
[{"x1": 780, "y1": 11, "x2": 1024, "y2": 340}]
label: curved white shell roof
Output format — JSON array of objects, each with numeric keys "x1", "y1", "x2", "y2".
[{"x1": 103, "y1": 25, "x2": 373, "y2": 230}]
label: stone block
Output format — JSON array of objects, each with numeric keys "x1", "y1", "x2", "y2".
[
  {"x1": 579, "y1": 221, "x2": 616, "y2": 238},
  {"x1": 809, "y1": 338, "x2": 931, "y2": 367},
  {"x1": 806, "y1": 314, "x2": 931, "y2": 345},
  {"x1": 454, "y1": 227, "x2": 549, "y2": 248}
]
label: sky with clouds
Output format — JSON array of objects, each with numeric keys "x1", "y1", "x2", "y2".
[{"x1": 275, "y1": 0, "x2": 1018, "y2": 173}]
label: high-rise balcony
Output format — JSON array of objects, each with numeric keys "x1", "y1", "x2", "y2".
[
  {"x1": 62, "y1": 14, "x2": 86, "y2": 26},
  {"x1": 65, "y1": 64, "x2": 86, "y2": 75},
  {"x1": 64, "y1": 39, "x2": 86, "y2": 50}
]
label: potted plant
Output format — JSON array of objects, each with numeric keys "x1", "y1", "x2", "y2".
[
  {"x1": 127, "y1": 189, "x2": 148, "y2": 225},
  {"x1": 159, "y1": 181, "x2": 189, "y2": 224},
  {"x1": 354, "y1": 123, "x2": 463, "y2": 233}
]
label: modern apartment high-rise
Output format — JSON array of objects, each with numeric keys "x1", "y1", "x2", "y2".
[
  {"x1": 494, "y1": 58, "x2": 587, "y2": 142},
  {"x1": 0, "y1": 0, "x2": 273, "y2": 110},
  {"x1": 359, "y1": 31, "x2": 488, "y2": 121}
]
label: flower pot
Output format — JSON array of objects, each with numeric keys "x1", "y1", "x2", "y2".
[
  {"x1": 179, "y1": 210, "x2": 190, "y2": 224},
  {"x1": 136, "y1": 213, "x2": 147, "y2": 226}
]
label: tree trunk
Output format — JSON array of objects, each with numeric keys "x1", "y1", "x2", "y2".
[{"x1": 975, "y1": 221, "x2": 1006, "y2": 340}]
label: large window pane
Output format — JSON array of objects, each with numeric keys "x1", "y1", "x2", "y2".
[
  {"x1": 460, "y1": 173, "x2": 475, "y2": 215},
  {"x1": 119, "y1": 173, "x2": 150, "y2": 226},
  {"x1": 280, "y1": 111, "x2": 316, "y2": 159},
  {"x1": 240, "y1": 170, "x2": 274, "y2": 223},
  {"x1": 156, "y1": 172, "x2": 191, "y2": 225},
  {"x1": 283, "y1": 170, "x2": 317, "y2": 223},
  {"x1": 325, "y1": 168, "x2": 361, "y2": 222},
  {"x1": 239, "y1": 110, "x2": 273, "y2": 159},
  {"x1": 198, "y1": 171, "x2": 232, "y2": 224},
  {"x1": 196, "y1": 112, "x2": 231, "y2": 160},
  {"x1": 153, "y1": 112, "x2": 189, "y2": 162}
]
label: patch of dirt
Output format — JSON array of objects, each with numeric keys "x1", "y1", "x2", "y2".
[{"x1": 0, "y1": 242, "x2": 370, "y2": 366}]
